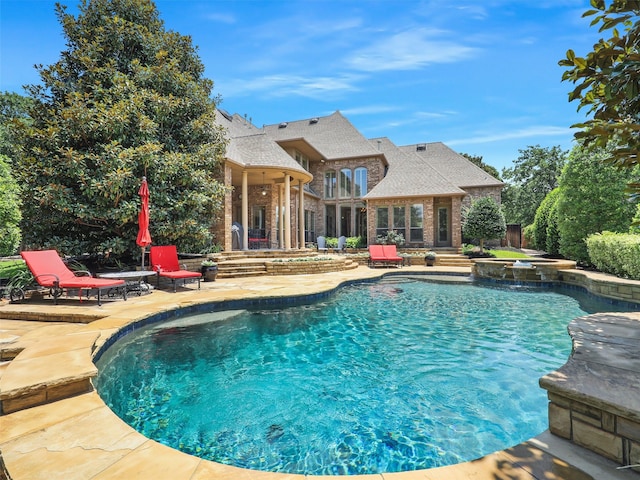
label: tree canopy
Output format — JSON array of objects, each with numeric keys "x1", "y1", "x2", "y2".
[
  {"x1": 0, "y1": 92, "x2": 33, "y2": 159},
  {"x1": 0, "y1": 154, "x2": 22, "y2": 256},
  {"x1": 500, "y1": 145, "x2": 567, "y2": 227},
  {"x1": 557, "y1": 144, "x2": 638, "y2": 264},
  {"x1": 559, "y1": 0, "x2": 640, "y2": 187},
  {"x1": 531, "y1": 187, "x2": 561, "y2": 255},
  {"x1": 460, "y1": 153, "x2": 501, "y2": 180},
  {"x1": 15, "y1": 0, "x2": 227, "y2": 258},
  {"x1": 462, "y1": 196, "x2": 506, "y2": 252}
]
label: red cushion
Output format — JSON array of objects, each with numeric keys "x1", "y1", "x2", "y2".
[
  {"x1": 21, "y1": 250, "x2": 124, "y2": 288},
  {"x1": 158, "y1": 270, "x2": 201, "y2": 279},
  {"x1": 149, "y1": 245, "x2": 181, "y2": 272}
]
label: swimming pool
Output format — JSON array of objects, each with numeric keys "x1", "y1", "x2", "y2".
[{"x1": 95, "y1": 278, "x2": 636, "y2": 475}]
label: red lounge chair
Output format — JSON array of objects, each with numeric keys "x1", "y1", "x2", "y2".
[
  {"x1": 20, "y1": 250, "x2": 126, "y2": 306},
  {"x1": 368, "y1": 245, "x2": 387, "y2": 267},
  {"x1": 382, "y1": 245, "x2": 403, "y2": 267},
  {"x1": 149, "y1": 245, "x2": 201, "y2": 292}
]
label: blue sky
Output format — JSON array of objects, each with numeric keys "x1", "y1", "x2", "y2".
[{"x1": 1, "y1": 0, "x2": 600, "y2": 171}]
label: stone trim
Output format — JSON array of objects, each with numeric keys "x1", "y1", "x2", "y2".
[{"x1": 540, "y1": 313, "x2": 640, "y2": 472}]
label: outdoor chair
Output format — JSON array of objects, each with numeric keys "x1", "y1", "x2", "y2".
[
  {"x1": 381, "y1": 245, "x2": 403, "y2": 267},
  {"x1": 149, "y1": 245, "x2": 202, "y2": 292},
  {"x1": 332, "y1": 236, "x2": 347, "y2": 254},
  {"x1": 368, "y1": 244, "x2": 403, "y2": 268},
  {"x1": 248, "y1": 229, "x2": 270, "y2": 249},
  {"x1": 20, "y1": 250, "x2": 126, "y2": 306},
  {"x1": 317, "y1": 236, "x2": 329, "y2": 253},
  {"x1": 368, "y1": 245, "x2": 386, "y2": 267}
]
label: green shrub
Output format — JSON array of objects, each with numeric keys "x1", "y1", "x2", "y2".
[
  {"x1": 532, "y1": 188, "x2": 560, "y2": 253},
  {"x1": 376, "y1": 230, "x2": 405, "y2": 246},
  {"x1": 325, "y1": 237, "x2": 338, "y2": 248},
  {"x1": 587, "y1": 232, "x2": 640, "y2": 279},
  {"x1": 0, "y1": 260, "x2": 27, "y2": 280},
  {"x1": 522, "y1": 224, "x2": 535, "y2": 249},
  {"x1": 462, "y1": 197, "x2": 506, "y2": 251},
  {"x1": 346, "y1": 236, "x2": 365, "y2": 248},
  {"x1": 461, "y1": 243, "x2": 475, "y2": 255}
]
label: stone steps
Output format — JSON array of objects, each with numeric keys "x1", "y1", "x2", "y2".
[
  {"x1": 216, "y1": 256, "x2": 359, "y2": 278},
  {"x1": 435, "y1": 255, "x2": 473, "y2": 267},
  {"x1": 217, "y1": 262, "x2": 268, "y2": 278}
]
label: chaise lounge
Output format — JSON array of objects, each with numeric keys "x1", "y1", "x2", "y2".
[
  {"x1": 20, "y1": 250, "x2": 127, "y2": 306},
  {"x1": 368, "y1": 244, "x2": 403, "y2": 268},
  {"x1": 149, "y1": 245, "x2": 202, "y2": 292}
]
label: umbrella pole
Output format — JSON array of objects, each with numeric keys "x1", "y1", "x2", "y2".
[{"x1": 141, "y1": 247, "x2": 145, "y2": 270}]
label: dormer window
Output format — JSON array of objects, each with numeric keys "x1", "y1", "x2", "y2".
[
  {"x1": 416, "y1": 144, "x2": 426, "y2": 151},
  {"x1": 295, "y1": 151, "x2": 309, "y2": 171}
]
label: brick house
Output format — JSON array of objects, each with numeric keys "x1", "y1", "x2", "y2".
[{"x1": 212, "y1": 109, "x2": 503, "y2": 251}]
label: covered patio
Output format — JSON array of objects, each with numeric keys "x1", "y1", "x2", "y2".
[{"x1": 212, "y1": 111, "x2": 314, "y2": 252}]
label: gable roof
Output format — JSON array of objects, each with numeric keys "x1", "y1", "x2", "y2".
[
  {"x1": 263, "y1": 111, "x2": 384, "y2": 162},
  {"x1": 215, "y1": 109, "x2": 309, "y2": 174},
  {"x1": 365, "y1": 138, "x2": 465, "y2": 199},
  {"x1": 399, "y1": 142, "x2": 503, "y2": 188}
]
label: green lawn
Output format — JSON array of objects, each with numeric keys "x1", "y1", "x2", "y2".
[
  {"x1": 0, "y1": 260, "x2": 27, "y2": 280},
  {"x1": 486, "y1": 249, "x2": 532, "y2": 259}
]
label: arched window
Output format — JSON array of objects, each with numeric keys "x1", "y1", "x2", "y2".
[
  {"x1": 354, "y1": 167, "x2": 367, "y2": 198},
  {"x1": 339, "y1": 168, "x2": 352, "y2": 198},
  {"x1": 324, "y1": 170, "x2": 336, "y2": 199}
]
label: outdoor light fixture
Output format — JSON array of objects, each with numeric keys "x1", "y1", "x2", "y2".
[{"x1": 261, "y1": 172, "x2": 267, "y2": 196}]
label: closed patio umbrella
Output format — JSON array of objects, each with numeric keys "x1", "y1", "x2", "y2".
[{"x1": 136, "y1": 176, "x2": 152, "y2": 269}]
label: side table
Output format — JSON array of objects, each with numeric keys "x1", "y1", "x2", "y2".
[{"x1": 97, "y1": 270, "x2": 156, "y2": 296}]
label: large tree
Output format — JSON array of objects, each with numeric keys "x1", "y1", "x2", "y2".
[
  {"x1": 460, "y1": 153, "x2": 501, "y2": 180},
  {"x1": 0, "y1": 92, "x2": 33, "y2": 158},
  {"x1": 0, "y1": 92, "x2": 32, "y2": 253},
  {"x1": 15, "y1": 0, "x2": 227, "y2": 258},
  {"x1": 500, "y1": 145, "x2": 567, "y2": 227},
  {"x1": 559, "y1": 1, "x2": 640, "y2": 188},
  {"x1": 0, "y1": 154, "x2": 22, "y2": 256},
  {"x1": 557, "y1": 144, "x2": 638, "y2": 264},
  {"x1": 531, "y1": 187, "x2": 561, "y2": 255}
]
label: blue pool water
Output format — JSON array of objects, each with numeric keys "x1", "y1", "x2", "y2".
[{"x1": 95, "y1": 278, "x2": 635, "y2": 475}]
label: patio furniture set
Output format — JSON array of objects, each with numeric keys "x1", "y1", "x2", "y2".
[{"x1": 6, "y1": 246, "x2": 201, "y2": 306}]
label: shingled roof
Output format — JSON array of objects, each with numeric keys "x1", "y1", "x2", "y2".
[
  {"x1": 215, "y1": 109, "x2": 307, "y2": 172},
  {"x1": 399, "y1": 143, "x2": 503, "y2": 189},
  {"x1": 263, "y1": 111, "x2": 384, "y2": 161},
  {"x1": 365, "y1": 138, "x2": 465, "y2": 199}
]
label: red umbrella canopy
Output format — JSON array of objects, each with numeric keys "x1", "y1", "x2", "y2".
[{"x1": 136, "y1": 177, "x2": 152, "y2": 248}]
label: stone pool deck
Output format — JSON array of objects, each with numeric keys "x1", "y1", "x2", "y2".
[{"x1": 0, "y1": 264, "x2": 638, "y2": 479}]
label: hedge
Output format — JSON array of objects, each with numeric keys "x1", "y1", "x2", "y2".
[{"x1": 586, "y1": 232, "x2": 640, "y2": 279}]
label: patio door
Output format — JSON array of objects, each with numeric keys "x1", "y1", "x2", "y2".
[
  {"x1": 436, "y1": 206, "x2": 451, "y2": 247},
  {"x1": 340, "y1": 205, "x2": 352, "y2": 237}
]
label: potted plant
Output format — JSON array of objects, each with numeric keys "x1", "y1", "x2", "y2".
[
  {"x1": 424, "y1": 251, "x2": 437, "y2": 266},
  {"x1": 201, "y1": 259, "x2": 218, "y2": 282}
]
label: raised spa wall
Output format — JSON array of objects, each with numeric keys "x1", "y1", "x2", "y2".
[
  {"x1": 540, "y1": 312, "x2": 640, "y2": 473},
  {"x1": 472, "y1": 258, "x2": 578, "y2": 283}
]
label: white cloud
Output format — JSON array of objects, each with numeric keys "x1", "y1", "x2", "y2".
[
  {"x1": 414, "y1": 110, "x2": 457, "y2": 119},
  {"x1": 446, "y1": 125, "x2": 574, "y2": 146},
  {"x1": 346, "y1": 28, "x2": 477, "y2": 72},
  {"x1": 221, "y1": 74, "x2": 362, "y2": 100},
  {"x1": 204, "y1": 12, "x2": 236, "y2": 24},
  {"x1": 341, "y1": 105, "x2": 399, "y2": 116}
]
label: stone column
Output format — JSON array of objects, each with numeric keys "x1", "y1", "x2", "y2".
[
  {"x1": 284, "y1": 173, "x2": 291, "y2": 250},
  {"x1": 242, "y1": 170, "x2": 248, "y2": 251},
  {"x1": 298, "y1": 180, "x2": 305, "y2": 249},
  {"x1": 278, "y1": 184, "x2": 284, "y2": 249}
]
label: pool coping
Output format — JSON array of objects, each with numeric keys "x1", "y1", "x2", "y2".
[{"x1": 1, "y1": 264, "x2": 639, "y2": 479}]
